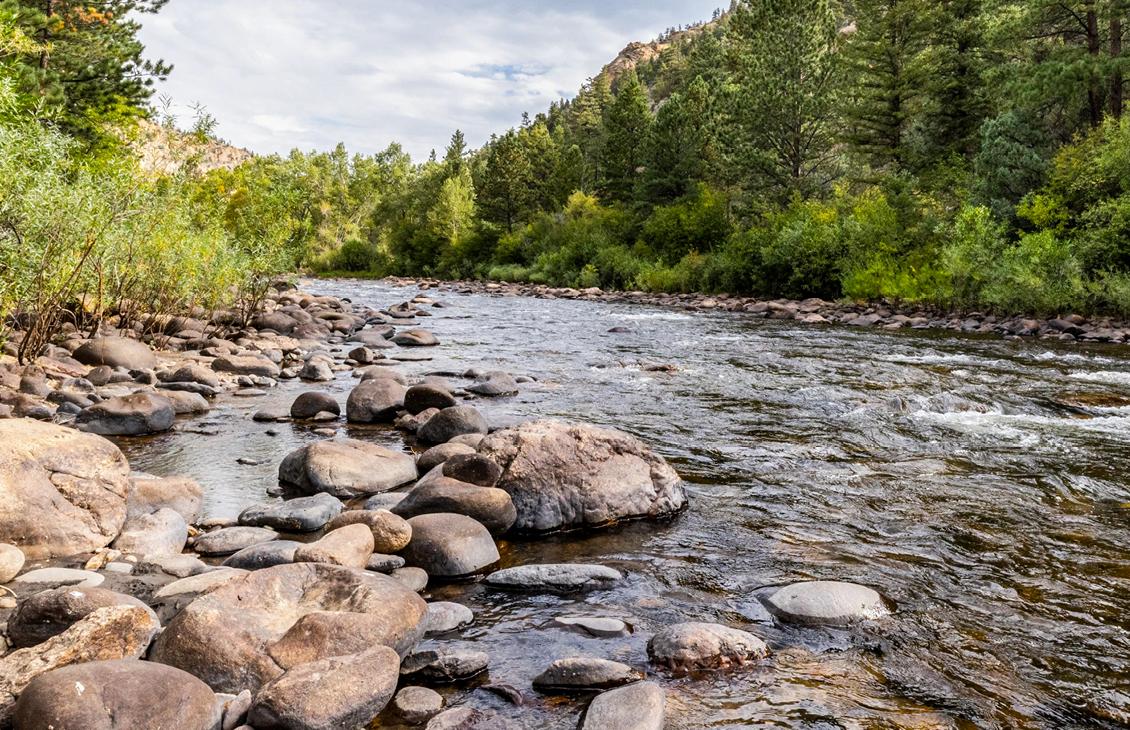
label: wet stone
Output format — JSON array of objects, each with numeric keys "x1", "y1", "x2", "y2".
[
  {"x1": 532, "y1": 657, "x2": 642, "y2": 693},
  {"x1": 580, "y1": 681, "x2": 665, "y2": 730},
  {"x1": 393, "y1": 685, "x2": 444, "y2": 725},
  {"x1": 237, "y1": 493, "x2": 343, "y2": 532},
  {"x1": 764, "y1": 580, "x2": 892, "y2": 625},
  {"x1": 192, "y1": 526, "x2": 280, "y2": 556},
  {"x1": 392, "y1": 566, "x2": 429, "y2": 592},
  {"x1": 551, "y1": 616, "x2": 630, "y2": 638},
  {"x1": 485, "y1": 563, "x2": 622, "y2": 593},
  {"x1": 424, "y1": 601, "x2": 474, "y2": 635},
  {"x1": 400, "y1": 649, "x2": 489, "y2": 683}
]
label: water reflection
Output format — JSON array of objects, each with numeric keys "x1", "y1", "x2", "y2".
[{"x1": 122, "y1": 280, "x2": 1130, "y2": 729}]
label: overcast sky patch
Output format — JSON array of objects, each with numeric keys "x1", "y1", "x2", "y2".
[{"x1": 138, "y1": 0, "x2": 722, "y2": 160}]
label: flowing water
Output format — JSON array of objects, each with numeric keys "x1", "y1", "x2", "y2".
[{"x1": 121, "y1": 279, "x2": 1130, "y2": 729}]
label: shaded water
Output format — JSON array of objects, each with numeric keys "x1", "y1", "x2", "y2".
[{"x1": 122, "y1": 279, "x2": 1130, "y2": 729}]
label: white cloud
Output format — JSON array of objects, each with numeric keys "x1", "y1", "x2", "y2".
[{"x1": 138, "y1": 0, "x2": 722, "y2": 159}]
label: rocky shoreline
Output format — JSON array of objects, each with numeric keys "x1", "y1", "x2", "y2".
[
  {"x1": 0, "y1": 283, "x2": 893, "y2": 729},
  {"x1": 389, "y1": 276, "x2": 1130, "y2": 345}
]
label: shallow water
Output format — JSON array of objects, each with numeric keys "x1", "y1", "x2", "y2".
[{"x1": 122, "y1": 279, "x2": 1130, "y2": 729}]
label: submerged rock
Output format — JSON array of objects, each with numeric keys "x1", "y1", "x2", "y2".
[
  {"x1": 485, "y1": 563, "x2": 621, "y2": 593},
  {"x1": 533, "y1": 657, "x2": 642, "y2": 693},
  {"x1": 764, "y1": 580, "x2": 891, "y2": 625},
  {"x1": 401, "y1": 649, "x2": 489, "y2": 683},
  {"x1": 477, "y1": 420, "x2": 686, "y2": 532},
  {"x1": 581, "y1": 681, "x2": 666, "y2": 730},
  {"x1": 647, "y1": 622, "x2": 769, "y2": 672}
]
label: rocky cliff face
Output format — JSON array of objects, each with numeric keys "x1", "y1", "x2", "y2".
[
  {"x1": 600, "y1": 20, "x2": 720, "y2": 82},
  {"x1": 134, "y1": 119, "x2": 253, "y2": 175}
]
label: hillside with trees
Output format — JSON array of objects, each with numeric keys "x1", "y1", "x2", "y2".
[{"x1": 6, "y1": 0, "x2": 1130, "y2": 359}]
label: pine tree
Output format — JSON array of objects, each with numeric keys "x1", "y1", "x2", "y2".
[
  {"x1": 725, "y1": 0, "x2": 842, "y2": 199},
  {"x1": 443, "y1": 129, "x2": 467, "y2": 175},
  {"x1": 643, "y1": 76, "x2": 713, "y2": 203},
  {"x1": 0, "y1": 0, "x2": 172, "y2": 141},
  {"x1": 568, "y1": 74, "x2": 613, "y2": 190},
  {"x1": 841, "y1": 0, "x2": 933, "y2": 172},
  {"x1": 600, "y1": 70, "x2": 652, "y2": 202},
  {"x1": 919, "y1": 0, "x2": 989, "y2": 162},
  {"x1": 476, "y1": 130, "x2": 532, "y2": 232}
]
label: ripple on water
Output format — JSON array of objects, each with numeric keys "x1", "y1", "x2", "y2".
[{"x1": 120, "y1": 279, "x2": 1130, "y2": 729}]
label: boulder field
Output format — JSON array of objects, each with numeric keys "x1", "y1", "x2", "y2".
[{"x1": 0, "y1": 284, "x2": 897, "y2": 728}]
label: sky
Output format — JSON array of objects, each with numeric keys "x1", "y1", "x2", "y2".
[{"x1": 137, "y1": 0, "x2": 723, "y2": 160}]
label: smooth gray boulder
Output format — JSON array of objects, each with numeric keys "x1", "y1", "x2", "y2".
[
  {"x1": 73, "y1": 337, "x2": 156, "y2": 370},
  {"x1": 290, "y1": 391, "x2": 340, "y2": 420},
  {"x1": 13, "y1": 659, "x2": 220, "y2": 730},
  {"x1": 393, "y1": 685, "x2": 444, "y2": 724},
  {"x1": 392, "y1": 329, "x2": 439, "y2": 346},
  {"x1": 551, "y1": 616, "x2": 630, "y2": 638},
  {"x1": 424, "y1": 602, "x2": 474, "y2": 635},
  {"x1": 466, "y1": 371, "x2": 518, "y2": 397},
  {"x1": 647, "y1": 622, "x2": 769, "y2": 672},
  {"x1": 76, "y1": 392, "x2": 175, "y2": 435},
  {"x1": 238, "y1": 493, "x2": 343, "y2": 532},
  {"x1": 279, "y1": 439, "x2": 417, "y2": 498},
  {"x1": 485, "y1": 563, "x2": 621, "y2": 593},
  {"x1": 764, "y1": 580, "x2": 891, "y2": 625},
  {"x1": 346, "y1": 379, "x2": 407, "y2": 423},
  {"x1": 477, "y1": 420, "x2": 686, "y2": 532},
  {"x1": 401, "y1": 513, "x2": 499, "y2": 578},
  {"x1": 417, "y1": 406, "x2": 489, "y2": 445},
  {"x1": 404, "y1": 383, "x2": 457, "y2": 414},
  {"x1": 581, "y1": 681, "x2": 665, "y2": 730},
  {"x1": 247, "y1": 645, "x2": 401, "y2": 730},
  {"x1": 533, "y1": 658, "x2": 642, "y2": 692}
]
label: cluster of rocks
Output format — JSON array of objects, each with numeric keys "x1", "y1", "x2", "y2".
[
  {"x1": 0, "y1": 283, "x2": 897, "y2": 728},
  {"x1": 390, "y1": 276, "x2": 1130, "y2": 344}
]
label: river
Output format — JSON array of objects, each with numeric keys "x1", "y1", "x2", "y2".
[{"x1": 122, "y1": 279, "x2": 1129, "y2": 729}]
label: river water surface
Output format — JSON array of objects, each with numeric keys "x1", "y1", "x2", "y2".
[{"x1": 122, "y1": 279, "x2": 1129, "y2": 729}]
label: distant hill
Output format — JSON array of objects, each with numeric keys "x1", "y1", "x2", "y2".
[{"x1": 600, "y1": 17, "x2": 722, "y2": 83}]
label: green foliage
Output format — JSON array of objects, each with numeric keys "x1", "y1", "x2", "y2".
[{"x1": 640, "y1": 184, "x2": 730, "y2": 264}]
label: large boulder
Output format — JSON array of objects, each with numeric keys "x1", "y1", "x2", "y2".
[
  {"x1": 290, "y1": 391, "x2": 340, "y2": 420},
  {"x1": 150, "y1": 563, "x2": 427, "y2": 694},
  {"x1": 13, "y1": 659, "x2": 220, "y2": 730},
  {"x1": 401, "y1": 513, "x2": 499, "y2": 578},
  {"x1": 417, "y1": 406, "x2": 488, "y2": 445},
  {"x1": 7, "y1": 586, "x2": 157, "y2": 649},
  {"x1": 73, "y1": 337, "x2": 156, "y2": 370},
  {"x1": 279, "y1": 439, "x2": 417, "y2": 498},
  {"x1": 392, "y1": 329, "x2": 438, "y2": 347},
  {"x1": 346, "y1": 379, "x2": 407, "y2": 423},
  {"x1": 126, "y1": 473, "x2": 203, "y2": 523},
  {"x1": 0, "y1": 419, "x2": 129, "y2": 559},
  {"x1": 392, "y1": 477, "x2": 516, "y2": 535},
  {"x1": 111, "y1": 507, "x2": 187, "y2": 556},
  {"x1": 248, "y1": 645, "x2": 400, "y2": 730},
  {"x1": 477, "y1": 420, "x2": 686, "y2": 532},
  {"x1": 647, "y1": 622, "x2": 769, "y2": 672},
  {"x1": 0, "y1": 606, "x2": 160, "y2": 723},
  {"x1": 76, "y1": 392, "x2": 176, "y2": 436}
]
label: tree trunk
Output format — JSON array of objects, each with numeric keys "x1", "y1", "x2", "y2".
[
  {"x1": 1114, "y1": 11, "x2": 1124, "y2": 119},
  {"x1": 1087, "y1": 3, "x2": 1103, "y2": 127}
]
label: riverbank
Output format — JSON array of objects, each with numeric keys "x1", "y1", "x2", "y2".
[
  {"x1": 0, "y1": 281, "x2": 911, "y2": 728},
  {"x1": 383, "y1": 276, "x2": 1130, "y2": 345}
]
